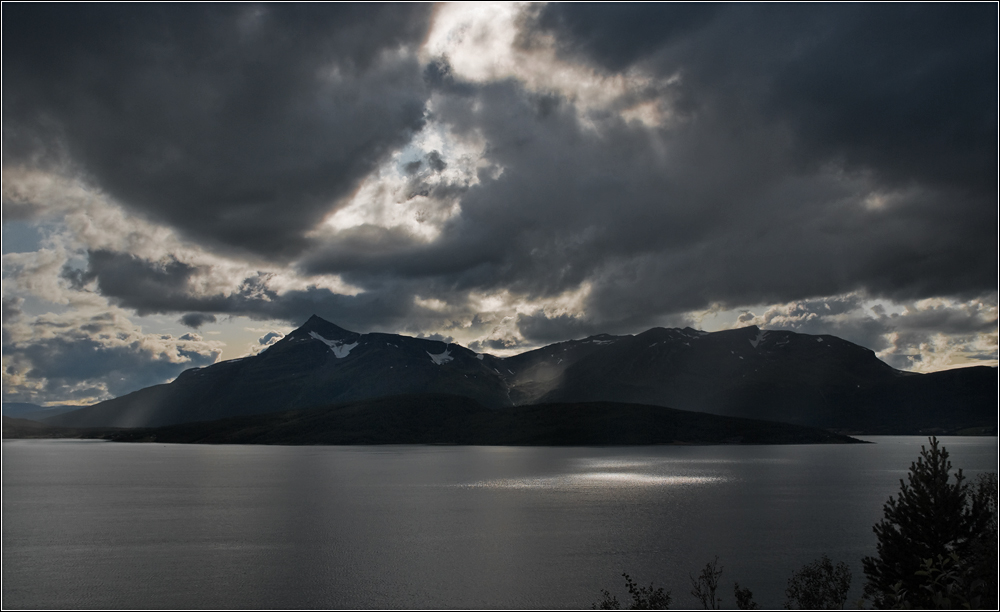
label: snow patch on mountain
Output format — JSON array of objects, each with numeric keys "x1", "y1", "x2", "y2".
[
  {"x1": 309, "y1": 331, "x2": 359, "y2": 358},
  {"x1": 428, "y1": 348, "x2": 454, "y2": 365},
  {"x1": 749, "y1": 330, "x2": 766, "y2": 349}
]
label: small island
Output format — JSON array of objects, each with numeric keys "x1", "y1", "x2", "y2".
[{"x1": 4, "y1": 394, "x2": 862, "y2": 446}]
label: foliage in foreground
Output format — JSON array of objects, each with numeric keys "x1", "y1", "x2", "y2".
[
  {"x1": 783, "y1": 554, "x2": 851, "y2": 609},
  {"x1": 594, "y1": 437, "x2": 997, "y2": 610},
  {"x1": 593, "y1": 573, "x2": 672, "y2": 610},
  {"x1": 689, "y1": 557, "x2": 723, "y2": 609},
  {"x1": 732, "y1": 582, "x2": 758, "y2": 610}
]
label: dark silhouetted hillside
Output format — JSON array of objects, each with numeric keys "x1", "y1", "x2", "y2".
[{"x1": 44, "y1": 316, "x2": 997, "y2": 434}]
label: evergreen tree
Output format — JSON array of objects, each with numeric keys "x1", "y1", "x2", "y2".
[{"x1": 862, "y1": 437, "x2": 993, "y2": 608}]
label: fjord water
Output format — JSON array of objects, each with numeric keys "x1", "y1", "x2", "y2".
[{"x1": 3, "y1": 438, "x2": 996, "y2": 609}]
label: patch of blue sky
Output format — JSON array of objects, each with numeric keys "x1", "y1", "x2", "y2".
[{"x1": 2, "y1": 220, "x2": 45, "y2": 254}]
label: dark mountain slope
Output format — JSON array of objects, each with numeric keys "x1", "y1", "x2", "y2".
[
  {"x1": 44, "y1": 316, "x2": 997, "y2": 433},
  {"x1": 540, "y1": 326, "x2": 903, "y2": 424},
  {"x1": 49, "y1": 316, "x2": 513, "y2": 428},
  {"x1": 538, "y1": 326, "x2": 995, "y2": 432},
  {"x1": 845, "y1": 364, "x2": 997, "y2": 434},
  {"x1": 494, "y1": 333, "x2": 628, "y2": 404}
]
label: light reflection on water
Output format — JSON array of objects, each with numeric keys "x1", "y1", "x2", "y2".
[
  {"x1": 462, "y1": 472, "x2": 726, "y2": 489},
  {"x1": 574, "y1": 456, "x2": 793, "y2": 469},
  {"x1": 577, "y1": 472, "x2": 724, "y2": 485},
  {"x1": 460, "y1": 454, "x2": 733, "y2": 488}
]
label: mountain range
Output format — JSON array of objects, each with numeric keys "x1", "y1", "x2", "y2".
[
  {"x1": 1, "y1": 402, "x2": 82, "y2": 421},
  {"x1": 43, "y1": 315, "x2": 996, "y2": 434}
]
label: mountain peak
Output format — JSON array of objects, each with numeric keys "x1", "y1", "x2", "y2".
[{"x1": 294, "y1": 315, "x2": 357, "y2": 340}]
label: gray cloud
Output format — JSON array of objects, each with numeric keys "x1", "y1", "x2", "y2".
[
  {"x1": 258, "y1": 331, "x2": 282, "y2": 345},
  {"x1": 2, "y1": 312, "x2": 220, "y2": 404},
  {"x1": 417, "y1": 332, "x2": 454, "y2": 344},
  {"x1": 324, "y1": 63, "x2": 992, "y2": 329},
  {"x1": 71, "y1": 248, "x2": 452, "y2": 334},
  {"x1": 4, "y1": 4, "x2": 433, "y2": 259},
  {"x1": 517, "y1": 312, "x2": 603, "y2": 345},
  {"x1": 528, "y1": 3, "x2": 723, "y2": 72},
  {"x1": 64, "y1": 32, "x2": 998, "y2": 340},
  {"x1": 179, "y1": 313, "x2": 217, "y2": 329},
  {"x1": 468, "y1": 338, "x2": 520, "y2": 353},
  {"x1": 741, "y1": 297, "x2": 893, "y2": 353},
  {"x1": 733, "y1": 294, "x2": 997, "y2": 371},
  {"x1": 2, "y1": 296, "x2": 23, "y2": 324},
  {"x1": 68, "y1": 250, "x2": 217, "y2": 315},
  {"x1": 533, "y1": 4, "x2": 996, "y2": 194},
  {"x1": 425, "y1": 150, "x2": 447, "y2": 173},
  {"x1": 7, "y1": 337, "x2": 216, "y2": 402}
]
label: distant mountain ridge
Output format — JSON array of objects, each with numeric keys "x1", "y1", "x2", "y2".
[
  {"x1": 2, "y1": 402, "x2": 84, "y2": 421},
  {"x1": 45, "y1": 315, "x2": 997, "y2": 433}
]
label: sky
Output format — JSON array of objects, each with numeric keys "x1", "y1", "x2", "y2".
[{"x1": 2, "y1": 3, "x2": 997, "y2": 406}]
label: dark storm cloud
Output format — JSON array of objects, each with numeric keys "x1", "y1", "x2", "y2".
[
  {"x1": 402, "y1": 5, "x2": 994, "y2": 331},
  {"x1": 74, "y1": 249, "x2": 444, "y2": 333},
  {"x1": 250, "y1": 25, "x2": 994, "y2": 339},
  {"x1": 534, "y1": 3, "x2": 997, "y2": 196},
  {"x1": 3, "y1": 4, "x2": 433, "y2": 259},
  {"x1": 318, "y1": 47, "x2": 992, "y2": 329},
  {"x1": 305, "y1": 78, "x2": 681, "y2": 289},
  {"x1": 179, "y1": 313, "x2": 217, "y2": 329},
  {"x1": 73, "y1": 249, "x2": 431, "y2": 332},
  {"x1": 517, "y1": 312, "x2": 603, "y2": 344},
  {"x1": 529, "y1": 3, "x2": 723, "y2": 71},
  {"x1": 67, "y1": 250, "x2": 217, "y2": 315}
]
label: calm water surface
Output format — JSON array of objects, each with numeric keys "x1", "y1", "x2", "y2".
[{"x1": 2, "y1": 437, "x2": 996, "y2": 609}]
